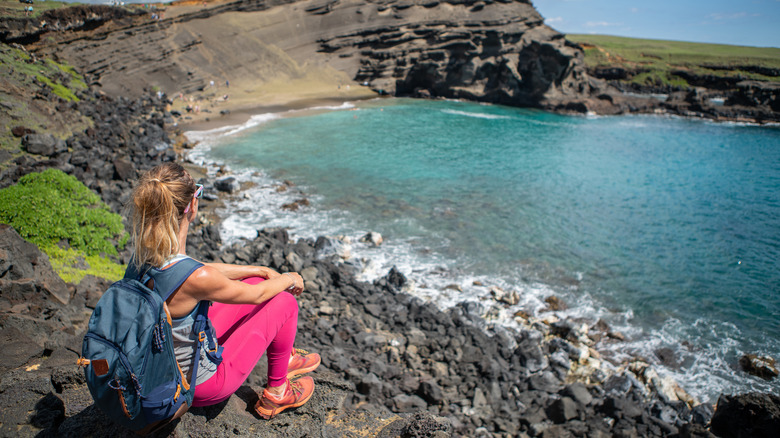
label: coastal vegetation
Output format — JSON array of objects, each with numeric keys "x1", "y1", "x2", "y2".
[
  {"x1": 0, "y1": 168, "x2": 126, "y2": 283},
  {"x1": 0, "y1": 43, "x2": 90, "y2": 154},
  {"x1": 0, "y1": 0, "x2": 71, "y2": 19},
  {"x1": 567, "y1": 34, "x2": 780, "y2": 88}
]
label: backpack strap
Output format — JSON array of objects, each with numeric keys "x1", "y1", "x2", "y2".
[
  {"x1": 147, "y1": 257, "x2": 204, "y2": 301},
  {"x1": 145, "y1": 257, "x2": 223, "y2": 367},
  {"x1": 193, "y1": 301, "x2": 223, "y2": 365}
]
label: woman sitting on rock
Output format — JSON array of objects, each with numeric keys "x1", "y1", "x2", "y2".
[{"x1": 129, "y1": 162, "x2": 319, "y2": 419}]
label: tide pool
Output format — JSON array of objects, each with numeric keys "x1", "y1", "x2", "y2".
[{"x1": 187, "y1": 98, "x2": 780, "y2": 402}]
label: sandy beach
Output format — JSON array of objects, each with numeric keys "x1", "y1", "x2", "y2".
[{"x1": 172, "y1": 69, "x2": 378, "y2": 132}]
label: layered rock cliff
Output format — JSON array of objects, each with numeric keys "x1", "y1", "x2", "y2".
[
  {"x1": 24, "y1": 0, "x2": 603, "y2": 113},
  {"x1": 314, "y1": 0, "x2": 597, "y2": 111}
]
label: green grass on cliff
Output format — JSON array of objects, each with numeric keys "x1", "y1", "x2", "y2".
[
  {"x1": 0, "y1": 43, "x2": 91, "y2": 158},
  {"x1": 0, "y1": 46, "x2": 87, "y2": 101},
  {"x1": 566, "y1": 34, "x2": 780, "y2": 87},
  {"x1": 0, "y1": 169, "x2": 126, "y2": 283},
  {"x1": 0, "y1": 0, "x2": 72, "y2": 19}
]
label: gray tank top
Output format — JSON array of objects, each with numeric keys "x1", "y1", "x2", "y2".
[{"x1": 164, "y1": 254, "x2": 219, "y2": 385}]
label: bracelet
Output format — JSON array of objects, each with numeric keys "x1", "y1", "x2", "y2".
[{"x1": 283, "y1": 273, "x2": 297, "y2": 289}]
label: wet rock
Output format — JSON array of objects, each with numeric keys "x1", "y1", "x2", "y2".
[
  {"x1": 386, "y1": 265, "x2": 407, "y2": 290},
  {"x1": 281, "y1": 198, "x2": 311, "y2": 211},
  {"x1": 360, "y1": 231, "x2": 383, "y2": 247},
  {"x1": 544, "y1": 295, "x2": 567, "y2": 311},
  {"x1": 214, "y1": 176, "x2": 240, "y2": 193},
  {"x1": 739, "y1": 354, "x2": 779, "y2": 380},
  {"x1": 491, "y1": 286, "x2": 519, "y2": 306}
]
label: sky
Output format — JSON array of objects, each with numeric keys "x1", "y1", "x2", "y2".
[{"x1": 532, "y1": 0, "x2": 780, "y2": 48}]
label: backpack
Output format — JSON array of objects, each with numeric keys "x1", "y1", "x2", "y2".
[{"x1": 78, "y1": 257, "x2": 222, "y2": 433}]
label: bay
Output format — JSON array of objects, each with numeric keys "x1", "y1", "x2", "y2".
[{"x1": 187, "y1": 98, "x2": 780, "y2": 401}]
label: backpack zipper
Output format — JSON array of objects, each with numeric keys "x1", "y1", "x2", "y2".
[
  {"x1": 115, "y1": 280, "x2": 164, "y2": 376},
  {"x1": 85, "y1": 332, "x2": 143, "y2": 394}
]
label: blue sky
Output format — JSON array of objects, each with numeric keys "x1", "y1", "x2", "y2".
[{"x1": 532, "y1": 0, "x2": 780, "y2": 48}]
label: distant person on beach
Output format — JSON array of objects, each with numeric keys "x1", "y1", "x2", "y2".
[{"x1": 127, "y1": 163, "x2": 319, "y2": 419}]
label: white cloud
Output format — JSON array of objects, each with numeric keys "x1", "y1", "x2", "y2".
[
  {"x1": 585, "y1": 21, "x2": 621, "y2": 28},
  {"x1": 630, "y1": 7, "x2": 639, "y2": 13},
  {"x1": 546, "y1": 17, "x2": 563, "y2": 23}
]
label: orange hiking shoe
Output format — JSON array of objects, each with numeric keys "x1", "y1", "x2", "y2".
[
  {"x1": 255, "y1": 376, "x2": 315, "y2": 420},
  {"x1": 288, "y1": 347, "x2": 321, "y2": 378}
]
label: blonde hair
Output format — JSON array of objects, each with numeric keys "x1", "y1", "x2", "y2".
[{"x1": 130, "y1": 163, "x2": 196, "y2": 267}]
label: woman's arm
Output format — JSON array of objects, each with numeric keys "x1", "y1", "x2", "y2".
[
  {"x1": 182, "y1": 265, "x2": 304, "y2": 306},
  {"x1": 204, "y1": 262, "x2": 280, "y2": 281}
]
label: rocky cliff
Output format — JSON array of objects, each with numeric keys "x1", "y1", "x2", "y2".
[{"x1": 21, "y1": 0, "x2": 606, "y2": 113}]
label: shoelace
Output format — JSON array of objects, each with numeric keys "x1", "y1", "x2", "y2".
[
  {"x1": 289, "y1": 380, "x2": 305, "y2": 399},
  {"x1": 267, "y1": 380, "x2": 303, "y2": 404}
]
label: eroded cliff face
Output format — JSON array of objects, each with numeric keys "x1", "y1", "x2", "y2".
[
  {"x1": 29, "y1": 0, "x2": 600, "y2": 112},
  {"x1": 315, "y1": 0, "x2": 596, "y2": 111}
]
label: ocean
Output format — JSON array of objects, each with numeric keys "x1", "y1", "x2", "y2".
[{"x1": 185, "y1": 98, "x2": 780, "y2": 403}]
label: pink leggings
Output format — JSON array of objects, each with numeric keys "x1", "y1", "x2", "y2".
[{"x1": 192, "y1": 277, "x2": 298, "y2": 407}]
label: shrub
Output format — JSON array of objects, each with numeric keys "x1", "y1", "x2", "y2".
[{"x1": 0, "y1": 169, "x2": 127, "y2": 282}]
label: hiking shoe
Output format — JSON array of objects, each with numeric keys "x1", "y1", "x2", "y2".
[
  {"x1": 255, "y1": 376, "x2": 315, "y2": 419},
  {"x1": 288, "y1": 347, "x2": 321, "y2": 378}
]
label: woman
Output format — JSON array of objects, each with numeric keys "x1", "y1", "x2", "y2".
[{"x1": 129, "y1": 162, "x2": 319, "y2": 419}]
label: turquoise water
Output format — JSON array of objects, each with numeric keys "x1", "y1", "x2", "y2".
[{"x1": 191, "y1": 98, "x2": 780, "y2": 401}]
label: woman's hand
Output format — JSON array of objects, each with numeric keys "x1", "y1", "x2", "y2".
[
  {"x1": 283, "y1": 272, "x2": 305, "y2": 296},
  {"x1": 258, "y1": 266, "x2": 281, "y2": 279}
]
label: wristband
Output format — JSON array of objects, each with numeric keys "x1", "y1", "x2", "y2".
[{"x1": 283, "y1": 273, "x2": 297, "y2": 289}]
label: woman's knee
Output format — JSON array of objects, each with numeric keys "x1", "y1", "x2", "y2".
[{"x1": 269, "y1": 290, "x2": 299, "y2": 317}]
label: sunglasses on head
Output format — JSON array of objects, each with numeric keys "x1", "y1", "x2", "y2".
[{"x1": 183, "y1": 184, "x2": 203, "y2": 214}]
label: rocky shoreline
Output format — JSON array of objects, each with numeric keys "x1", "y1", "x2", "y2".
[{"x1": 1, "y1": 86, "x2": 779, "y2": 436}]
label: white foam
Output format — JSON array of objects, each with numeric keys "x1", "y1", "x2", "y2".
[
  {"x1": 441, "y1": 109, "x2": 513, "y2": 120},
  {"x1": 184, "y1": 102, "x2": 357, "y2": 147}
]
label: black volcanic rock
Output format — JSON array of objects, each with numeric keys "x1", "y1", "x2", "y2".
[{"x1": 710, "y1": 393, "x2": 780, "y2": 438}]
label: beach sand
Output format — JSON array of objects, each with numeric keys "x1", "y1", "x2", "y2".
[{"x1": 173, "y1": 67, "x2": 378, "y2": 132}]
